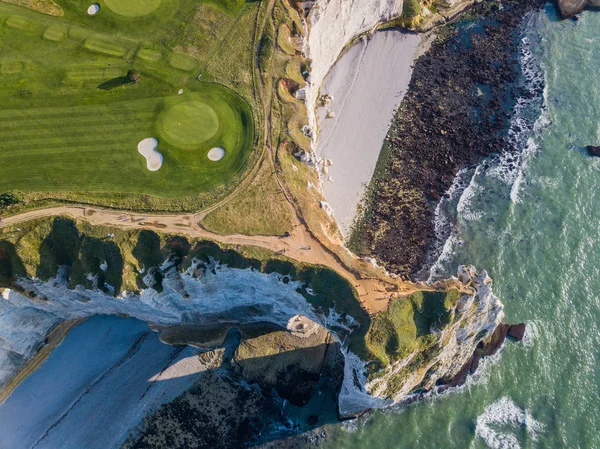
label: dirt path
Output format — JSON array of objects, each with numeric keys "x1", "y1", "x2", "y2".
[{"x1": 0, "y1": 205, "x2": 449, "y2": 313}]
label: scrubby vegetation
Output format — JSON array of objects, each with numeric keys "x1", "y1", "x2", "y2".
[
  {"x1": 366, "y1": 289, "x2": 460, "y2": 365},
  {"x1": 202, "y1": 160, "x2": 296, "y2": 236}
]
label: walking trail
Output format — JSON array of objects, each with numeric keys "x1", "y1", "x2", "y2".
[{"x1": 0, "y1": 205, "x2": 461, "y2": 314}]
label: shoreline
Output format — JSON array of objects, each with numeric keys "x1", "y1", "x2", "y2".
[
  {"x1": 349, "y1": 0, "x2": 548, "y2": 279},
  {"x1": 315, "y1": 30, "x2": 420, "y2": 236}
]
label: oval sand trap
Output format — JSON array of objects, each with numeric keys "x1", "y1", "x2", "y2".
[
  {"x1": 208, "y1": 147, "x2": 225, "y2": 161},
  {"x1": 138, "y1": 137, "x2": 163, "y2": 171},
  {"x1": 157, "y1": 101, "x2": 219, "y2": 150},
  {"x1": 87, "y1": 3, "x2": 100, "y2": 15},
  {"x1": 104, "y1": 0, "x2": 161, "y2": 17}
]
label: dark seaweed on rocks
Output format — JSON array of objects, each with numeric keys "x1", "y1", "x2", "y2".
[{"x1": 350, "y1": 0, "x2": 545, "y2": 278}]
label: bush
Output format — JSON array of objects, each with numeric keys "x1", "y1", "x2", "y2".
[
  {"x1": 258, "y1": 29, "x2": 274, "y2": 74},
  {"x1": 402, "y1": 0, "x2": 421, "y2": 18},
  {"x1": 0, "y1": 191, "x2": 23, "y2": 209}
]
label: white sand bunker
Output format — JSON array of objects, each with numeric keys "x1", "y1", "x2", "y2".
[
  {"x1": 87, "y1": 4, "x2": 100, "y2": 15},
  {"x1": 208, "y1": 147, "x2": 225, "y2": 161},
  {"x1": 138, "y1": 138, "x2": 163, "y2": 171}
]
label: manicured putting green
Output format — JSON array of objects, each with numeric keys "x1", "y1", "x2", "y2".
[
  {"x1": 103, "y1": 0, "x2": 161, "y2": 17},
  {"x1": 157, "y1": 101, "x2": 220, "y2": 150}
]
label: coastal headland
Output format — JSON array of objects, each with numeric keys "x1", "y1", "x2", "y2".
[{"x1": 0, "y1": 0, "x2": 548, "y2": 447}]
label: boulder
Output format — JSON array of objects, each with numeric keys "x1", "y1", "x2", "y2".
[
  {"x1": 556, "y1": 0, "x2": 587, "y2": 18},
  {"x1": 586, "y1": 145, "x2": 600, "y2": 157},
  {"x1": 507, "y1": 323, "x2": 526, "y2": 341}
]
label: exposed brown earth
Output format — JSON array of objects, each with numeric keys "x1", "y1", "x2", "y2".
[{"x1": 0, "y1": 205, "x2": 469, "y2": 313}]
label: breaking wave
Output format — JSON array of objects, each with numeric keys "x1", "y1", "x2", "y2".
[
  {"x1": 426, "y1": 12, "x2": 548, "y2": 282},
  {"x1": 476, "y1": 397, "x2": 545, "y2": 449}
]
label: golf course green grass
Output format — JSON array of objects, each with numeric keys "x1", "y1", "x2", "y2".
[
  {"x1": 157, "y1": 99, "x2": 220, "y2": 150},
  {"x1": 0, "y1": 83, "x2": 253, "y2": 197},
  {"x1": 0, "y1": 0, "x2": 257, "y2": 210},
  {"x1": 103, "y1": 0, "x2": 162, "y2": 17}
]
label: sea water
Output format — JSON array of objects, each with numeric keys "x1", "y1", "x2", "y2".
[{"x1": 318, "y1": 5, "x2": 600, "y2": 449}]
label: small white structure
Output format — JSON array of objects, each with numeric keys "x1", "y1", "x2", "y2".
[
  {"x1": 207, "y1": 147, "x2": 225, "y2": 161},
  {"x1": 137, "y1": 138, "x2": 163, "y2": 171},
  {"x1": 87, "y1": 3, "x2": 100, "y2": 15}
]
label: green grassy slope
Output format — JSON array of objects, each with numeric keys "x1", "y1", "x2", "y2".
[{"x1": 0, "y1": 0, "x2": 259, "y2": 212}]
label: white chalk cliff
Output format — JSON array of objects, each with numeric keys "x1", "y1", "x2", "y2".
[
  {"x1": 0, "y1": 260, "x2": 504, "y2": 418},
  {"x1": 303, "y1": 0, "x2": 405, "y2": 139}
]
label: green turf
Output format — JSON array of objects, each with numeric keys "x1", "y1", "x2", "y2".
[
  {"x1": 42, "y1": 25, "x2": 66, "y2": 41},
  {"x1": 103, "y1": 0, "x2": 162, "y2": 17},
  {"x1": 157, "y1": 99, "x2": 220, "y2": 149},
  {"x1": 0, "y1": 0, "x2": 258, "y2": 210},
  {"x1": 0, "y1": 84, "x2": 254, "y2": 197}
]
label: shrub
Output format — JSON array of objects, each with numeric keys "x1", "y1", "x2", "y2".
[
  {"x1": 258, "y1": 29, "x2": 274, "y2": 74},
  {"x1": 0, "y1": 191, "x2": 23, "y2": 209},
  {"x1": 402, "y1": 0, "x2": 421, "y2": 18}
]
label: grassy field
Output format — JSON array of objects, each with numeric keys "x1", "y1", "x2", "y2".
[
  {"x1": 0, "y1": 0, "x2": 259, "y2": 212},
  {"x1": 202, "y1": 159, "x2": 296, "y2": 236}
]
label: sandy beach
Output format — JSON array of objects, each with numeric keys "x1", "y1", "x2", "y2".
[{"x1": 316, "y1": 30, "x2": 420, "y2": 236}]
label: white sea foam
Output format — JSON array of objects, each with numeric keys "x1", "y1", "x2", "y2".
[
  {"x1": 521, "y1": 320, "x2": 540, "y2": 348},
  {"x1": 490, "y1": 26, "x2": 549, "y2": 203},
  {"x1": 476, "y1": 397, "x2": 545, "y2": 449},
  {"x1": 426, "y1": 13, "x2": 548, "y2": 282}
]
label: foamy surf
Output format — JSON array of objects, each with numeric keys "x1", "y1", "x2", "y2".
[
  {"x1": 426, "y1": 12, "x2": 547, "y2": 282},
  {"x1": 475, "y1": 397, "x2": 545, "y2": 449}
]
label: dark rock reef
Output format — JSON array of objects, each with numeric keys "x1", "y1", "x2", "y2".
[
  {"x1": 123, "y1": 321, "x2": 344, "y2": 449},
  {"x1": 351, "y1": 0, "x2": 545, "y2": 278},
  {"x1": 586, "y1": 145, "x2": 600, "y2": 157}
]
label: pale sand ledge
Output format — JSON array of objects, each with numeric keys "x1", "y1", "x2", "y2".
[
  {"x1": 315, "y1": 30, "x2": 420, "y2": 236},
  {"x1": 138, "y1": 137, "x2": 163, "y2": 171},
  {"x1": 208, "y1": 147, "x2": 225, "y2": 161}
]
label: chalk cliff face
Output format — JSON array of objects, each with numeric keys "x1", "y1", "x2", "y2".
[
  {"x1": 364, "y1": 267, "x2": 504, "y2": 406},
  {"x1": 1, "y1": 257, "x2": 504, "y2": 419},
  {"x1": 304, "y1": 0, "x2": 404, "y2": 138}
]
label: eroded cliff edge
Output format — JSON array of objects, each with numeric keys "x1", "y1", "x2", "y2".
[
  {"x1": 0, "y1": 217, "x2": 518, "y2": 445},
  {"x1": 0, "y1": 0, "x2": 534, "y2": 445}
]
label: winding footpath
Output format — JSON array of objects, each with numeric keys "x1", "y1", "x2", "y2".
[{"x1": 0, "y1": 205, "x2": 464, "y2": 314}]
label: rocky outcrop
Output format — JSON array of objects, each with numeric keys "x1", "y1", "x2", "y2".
[
  {"x1": 586, "y1": 145, "x2": 600, "y2": 157},
  {"x1": 233, "y1": 315, "x2": 344, "y2": 406},
  {"x1": 364, "y1": 266, "x2": 504, "y2": 405},
  {"x1": 507, "y1": 323, "x2": 526, "y2": 341},
  {"x1": 556, "y1": 0, "x2": 600, "y2": 18}
]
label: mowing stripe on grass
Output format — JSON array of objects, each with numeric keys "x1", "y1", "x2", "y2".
[
  {"x1": 137, "y1": 47, "x2": 163, "y2": 62},
  {"x1": 83, "y1": 37, "x2": 128, "y2": 57},
  {"x1": 5, "y1": 15, "x2": 31, "y2": 30},
  {"x1": 42, "y1": 26, "x2": 65, "y2": 42},
  {"x1": 168, "y1": 52, "x2": 198, "y2": 71},
  {"x1": 0, "y1": 83, "x2": 254, "y2": 197},
  {"x1": 103, "y1": 0, "x2": 162, "y2": 17}
]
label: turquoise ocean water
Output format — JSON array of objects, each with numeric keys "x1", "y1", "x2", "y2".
[{"x1": 319, "y1": 5, "x2": 600, "y2": 449}]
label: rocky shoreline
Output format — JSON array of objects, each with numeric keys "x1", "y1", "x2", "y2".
[{"x1": 350, "y1": 0, "x2": 546, "y2": 279}]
